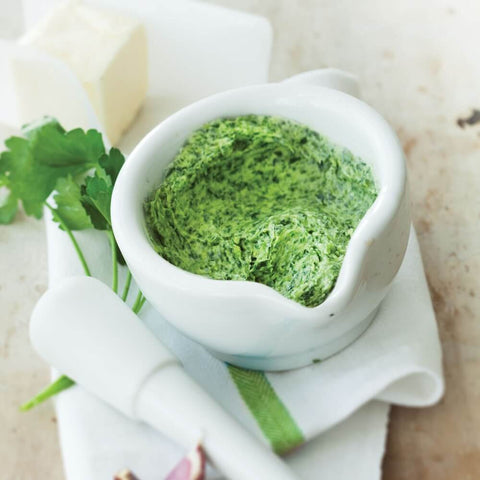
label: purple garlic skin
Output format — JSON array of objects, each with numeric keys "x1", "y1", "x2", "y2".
[{"x1": 166, "y1": 444, "x2": 206, "y2": 480}]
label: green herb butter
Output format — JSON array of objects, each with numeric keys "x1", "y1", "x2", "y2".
[{"x1": 144, "y1": 115, "x2": 377, "y2": 307}]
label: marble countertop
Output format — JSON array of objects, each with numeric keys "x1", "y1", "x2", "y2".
[{"x1": 2, "y1": 0, "x2": 479, "y2": 478}]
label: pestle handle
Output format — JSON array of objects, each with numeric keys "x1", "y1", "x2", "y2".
[
  {"x1": 30, "y1": 276, "x2": 299, "y2": 480},
  {"x1": 30, "y1": 276, "x2": 178, "y2": 417}
]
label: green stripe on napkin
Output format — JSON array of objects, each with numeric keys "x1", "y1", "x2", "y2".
[{"x1": 228, "y1": 365, "x2": 304, "y2": 455}]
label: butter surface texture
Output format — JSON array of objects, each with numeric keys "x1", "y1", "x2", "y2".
[
  {"x1": 145, "y1": 115, "x2": 378, "y2": 307},
  {"x1": 16, "y1": 2, "x2": 147, "y2": 145}
]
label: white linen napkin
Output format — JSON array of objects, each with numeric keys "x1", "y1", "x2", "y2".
[
  {"x1": 46, "y1": 220, "x2": 443, "y2": 480},
  {"x1": 14, "y1": 0, "x2": 443, "y2": 478}
]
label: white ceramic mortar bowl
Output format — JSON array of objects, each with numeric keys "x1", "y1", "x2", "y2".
[{"x1": 111, "y1": 70, "x2": 410, "y2": 371}]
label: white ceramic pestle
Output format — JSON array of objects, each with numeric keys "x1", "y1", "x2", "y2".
[{"x1": 29, "y1": 276, "x2": 299, "y2": 480}]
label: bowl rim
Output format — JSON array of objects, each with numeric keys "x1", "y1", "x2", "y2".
[{"x1": 111, "y1": 83, "x2": 406, "y2": 323}]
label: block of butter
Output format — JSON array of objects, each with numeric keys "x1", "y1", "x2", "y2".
[{"x1": 14, "y1": 1, "x2": 148, "y2": 145}]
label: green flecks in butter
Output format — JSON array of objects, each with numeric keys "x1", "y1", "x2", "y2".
[{"x1": 144, "y1": 115, "x2": 377, "y2": 307}]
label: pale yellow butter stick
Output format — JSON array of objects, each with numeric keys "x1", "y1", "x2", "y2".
[{"x1": 13, "y1": 1, "x2": 148, "y2": 145}]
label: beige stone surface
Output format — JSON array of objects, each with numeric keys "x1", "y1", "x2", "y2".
[
  {"x1": 2, "y1": 0, "x2": 480, "y2": 478},
  {"x1": 0, "y1": 131, "x2": 62, "y2": 478}
]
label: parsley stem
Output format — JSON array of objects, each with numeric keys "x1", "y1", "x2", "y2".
[
  {"x1": 22, "y1": 203, "x2": 91, "y2": 411},
  {"x1": 121, "y1": 271, "x2": 132, "y2": 302},
  {"x1": 24, "y1": 212, "x2": 143, "y2": 411},
  {"x1": 45, "y1": 202, "x2": 91, "y2": 277},
  {"x1": 19, "y1": 375, "x2": 75, "y2": 412},
  {"x1": 138, "y1": 295, "x2": 147, "y2": 311},
  {"x1": 132, "y1": 291, "x2": 144, "y2": 314},
  {"x1": 107, "y1": 230, "x2": 118, "y2": 294}
]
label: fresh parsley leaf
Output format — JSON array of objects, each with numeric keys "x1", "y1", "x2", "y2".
[
  {"x1": 54, "y1": 177, "x2": 93, "y2": 230},
  {"x1": 21, "y1": 116, "x2": 64, "y2": 140},
  {"x1": 115, "y1": 244, "x2": 126, "y2": 266},
  {"x1": 79, "y1": 148, "x2": 124, "y2": 230},
  {"x1": 98, "y1": 148, "x2": 125, "y2": 184},
  {"x1": 0, "y1": 117, "x2": 106, "y2": 222},
  {"x1": 79, "y1": 153, "x2": 126, "y2": 264},
  {"x1": 0, "y1": 136, "x2": 64, "y2": 218},
  {"x1": 81, "y1": 175, "x2": 111, "y2": 230},
  {"x1": 24, "y1": 116, "x2": 105, "y2": 168},
  {"x1": 0, "y1": 184, "x2": 18, "y2": 224}
]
